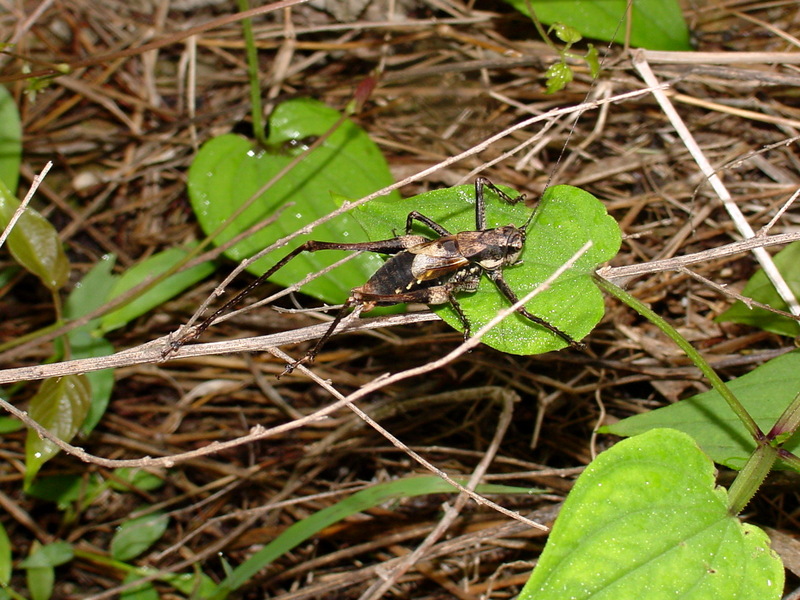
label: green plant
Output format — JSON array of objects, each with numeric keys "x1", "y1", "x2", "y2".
[
  {"x1": 186, "y1": 97, "x2": 401, "y2": 306},
  {"x1": 504, "y1": 0, "x2": 692, "y2": 52},
  {"x1": 354, "y1": 183, "x2": 620, "y2": 355},
  {"x1": 534, "y1": 21, "x2": 600, "y2": 94},
  {"x1": 0, "y1": 89, "x2": 216, "y2": 486},
  {"x1": 716, "y1": 240, "x2": 800, "y2": 337}
]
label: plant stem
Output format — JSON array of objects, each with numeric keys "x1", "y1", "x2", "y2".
[
  {"x1": 237, "y1": 0, "x2": 268, "y2": 147},
  {"x1": 593, "y1": 275, "x2": 762, "y2": 440}
]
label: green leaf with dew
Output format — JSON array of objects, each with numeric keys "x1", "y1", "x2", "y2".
[
  {"x1": 520, "y1": 429, "x2": 783, "y2": 600},
  {"x1": 545, "y1": 62, "x2": 573, "y2": 94},
  {"x1": 187, "y1": 97, "x2": 399, "y2": 306},
  {"x1": 354, "y1": 183, "x2": 620, "y2": 355},
  {"x1": 25, "y1": 375, "x2": 91, "y2": 486}
]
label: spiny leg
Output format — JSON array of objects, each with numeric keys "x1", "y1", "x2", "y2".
[
  {"x1": 486, "y1": 269, "x2": 584, "y2": 349},
  {"x1": 405, "y1": 210, "x2": 451, "y2": 237},
  {"x1": 163, "y1": 235, "x2": 428, "y2": 357},
  {"x1": 474, "y1": 177, "x2": 527, "y2": 230},
  {"x1": 281, "y1": 297, "x2": 360, "y2": 376},
  {"x1": 287, "y1": 283, "x2": 465, "y2": 374},
  {"x1": 447, "y1": 291, "x2": 472, "y2": 339}
]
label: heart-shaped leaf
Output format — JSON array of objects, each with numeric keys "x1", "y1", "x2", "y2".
[
  {"x1": 520, "y1": 428, "x2": 783, "y2": 600},
  {"x1": 187, "y1": 98, "x2": 399, "y2": 305},
  {"x1": 354, "y1": 183, "x2": 621, "y2": 354}
]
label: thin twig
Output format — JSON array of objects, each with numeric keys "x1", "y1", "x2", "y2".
[
  {"x1": 0, "y1": 161, "x2": 52, "y2": 250},
  {"x1": 632, "y1": 50, "x2": 800, "y2": 316}
]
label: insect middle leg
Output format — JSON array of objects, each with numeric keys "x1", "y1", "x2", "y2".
[
  {"x1": 405, "y1": 210, "x2": 451, "y2": 236},
  {"x1": 474, "y1": 177, "x2": 527, "y2": 230}
]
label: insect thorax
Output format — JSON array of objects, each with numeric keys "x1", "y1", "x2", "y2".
[{"x1": 456, "y1": 226, "x2": 525, "y2": 270}]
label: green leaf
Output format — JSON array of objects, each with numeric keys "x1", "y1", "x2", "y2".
[
  {"x1": 550, "y1": 22, "x2": 582, "y2": 44},
  {"x1": 19, "y1": 541, "x2": 73, "y2": 569},
  {"x1": 716, "y1": 240, "x2": 800, "y2": 337},
  {"x1": 64, "y1": 254, "x2": 118, "y2": 434},
  {"x1": 0, "y1": 522, "x2": 10, "y2": 585},
  {"x1": 216, "y1": 476, "x2": 534, "y2": 597},
  {"x1": 111, "y1": 512, "x2": 169, "y2": 561},
  {"x1": 519, "y1": 429, "x2": 783, "y2": 600},
  {"x1": 0, "y1": 417, "x2": 22, "y2": 434},
  {"x1": 545, "y1": 62, "x2": 573, "y2": 94},
  {"x1": 155, "y1": 570, "x2": 219, "y2": 597},
  {"x1": 25, "y1": 473, "x2": 105, "y2": 511},
  {"x1": 100, "y1": 247, "x2": 216, "y2": 333},
  {"x1": 602, "y1": 351, "x2": 800, "y2": 470},
  {"x1": 109, "y1": 468, "x2": 165, "y2": 492},
  {"x1": 0, "y1": 86, "x2": 22, "y2": 193},
  {"x1": 505, "y1": 0, "x2": 692, "y2": 51},
  {"x1": 22, "y1": 542, "x2": 73, "y2": 600},
  {"x1": 26, "y1": 565, "x2": 53, "y2": 600},
  {"x1": 354, "y1": 183, "x2": 621, "y2": 355},
  {"x1": 26, "y1": 475, "x2": 82, "y2": 506},
  {"x1": 0, "y1": 177, "x2": 69, "y2": 291},
  {"x1": 584, "y1": 43, "x2": 600, "y2": 78},
  {"x1": 120, "y1": 573, "x2": 159, "y2": 600},
  {"x1": 187, "y1": 97, "x2": 399, "y2": 306},
  {"x1": 25, "y1": 375, "x2": 92, "y2": 486},
  {"x1": 64, "y1": 254, "x2": 118, "y2": 324}
]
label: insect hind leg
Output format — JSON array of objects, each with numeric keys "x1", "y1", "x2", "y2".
[
  {"x1": 163, "y1": 236, "x2": 427, "y2": 359},
  {"x1": 281, "y1": 297, "x2": 361, "y2": 376}
]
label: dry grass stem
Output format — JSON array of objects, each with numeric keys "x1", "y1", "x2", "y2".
[{"x1": 1, "y1": 1, "x2": 798, "y2": 597}]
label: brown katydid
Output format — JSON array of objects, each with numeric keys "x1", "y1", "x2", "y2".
[{"x1": 165, "y1": 177, "x2": 583, "y2": 373}]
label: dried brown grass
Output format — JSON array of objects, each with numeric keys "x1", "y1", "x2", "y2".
[{"x1": 1, "y1": 0, "x2": 799, "y2": 597}]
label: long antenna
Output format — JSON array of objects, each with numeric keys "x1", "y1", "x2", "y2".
[{"x1": 533, "y1": 0, "x2": 629, "y2": 193}]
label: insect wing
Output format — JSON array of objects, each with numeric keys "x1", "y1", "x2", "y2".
[{"x1": 408, "y1": 239, "x2": 469, "y2": 281}]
